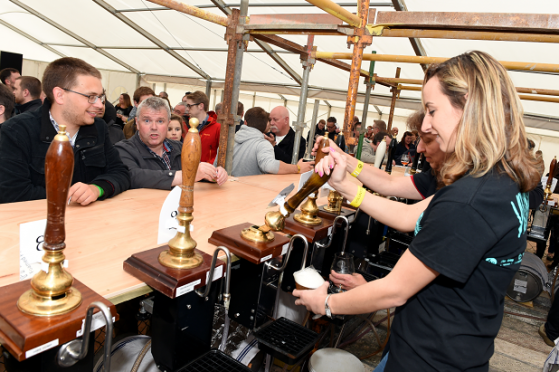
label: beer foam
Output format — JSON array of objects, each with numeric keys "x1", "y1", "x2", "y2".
[{"x1": 294, "y1": 266, "x2": 325, "y2": 289}]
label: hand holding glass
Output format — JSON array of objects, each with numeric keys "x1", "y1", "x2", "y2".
[{"x1": 330, "y1": 252, "x2": 355, "y2": 293}]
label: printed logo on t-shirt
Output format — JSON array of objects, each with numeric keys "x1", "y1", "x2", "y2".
[
  {"x1": 510, "y1": 192, "x2": 529, "y2": 238},
  {"x1": 485, "y1": 252, "x2": 524, "y2": 267},
  {"x1": 414, "y1": 212, "x2": 424, "y2": 236}
]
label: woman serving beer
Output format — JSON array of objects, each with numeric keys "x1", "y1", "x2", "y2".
[{"x1": 294, "y1": 51, "x2": 543, "y2": 371}]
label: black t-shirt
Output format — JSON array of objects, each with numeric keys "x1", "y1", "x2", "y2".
[
  {"x1": 411, "y1": 169, "x2": 437, "y2": 199},
  {"x1": 387, "y1": 168, "x2": 528, "y2": 372}
]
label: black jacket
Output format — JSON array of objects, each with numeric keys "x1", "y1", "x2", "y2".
[
  {"x1": 15, "y1": 99, "x2": 42, "y2": 115},
  {"x1": 273, "y1": 127, "x2": 306, "y2": 164},
  {"x1": 115, "y1": 133, "x2": 183, "y2": 190},
  {"x1": 0, "y1": 99, "x2": 130, "y2": 204}
]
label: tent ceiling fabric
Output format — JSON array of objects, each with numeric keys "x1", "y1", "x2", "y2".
[{"x1": 0, "y1": 0, "x2": 559, "y2": 127}]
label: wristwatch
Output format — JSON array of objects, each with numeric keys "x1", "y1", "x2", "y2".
[{"x1": 324, "y1": 294, "x2": 333, "y2": 318}]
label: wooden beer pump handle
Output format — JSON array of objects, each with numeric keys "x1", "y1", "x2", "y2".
[
  {"x1": 43, "y1": 125, "x2": 74, "y2": 251},
  {"x1": 545, "y1": 156, "x2": 557, "y2": 200},
  {"x1": 159, "y1": 117, "x2": 204, "y2": 269},
  {"x1": 179, "y1": 118, "x2": 202, "y2": 215},
  {"x1": 265, "y1": 134, "x2": 331, "y2": 230}
]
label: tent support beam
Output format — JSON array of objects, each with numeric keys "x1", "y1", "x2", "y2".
[
  {"x1": 9, "y1": 0, "x2": 139, "y2": 74},
  {"x1": 390, "y1": 0, "x2": 427, "y2": 72},
  {"x1": 209, "y1": 0, "x2": 304, "y2": 85},
  {"x1": 94, "y1": 0, "x2": 210, "y2": 80},
  {"x1": 0, "y1": 19, "x2": 66, "y2": 59},
  {"x1": 147, "y1": 0, "x2": 229, "y2": 26},
  {"x1": 306, "y1": 99, "x2": 321, "y2": 157}
]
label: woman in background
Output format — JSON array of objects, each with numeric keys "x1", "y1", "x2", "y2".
[
  {"x1": 167, "y1": 114, "x2": 185, "y2": 142},
  {"x1": 115, "y1": 93, "x2": 133, "y2": 128}
]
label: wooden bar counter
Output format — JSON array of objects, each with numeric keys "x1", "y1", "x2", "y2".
[{"x1": 0, "y1": 174, "x2": 309, "y2": 304}]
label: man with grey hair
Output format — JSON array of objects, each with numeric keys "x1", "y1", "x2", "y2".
[
  {"x1": 215, "y1": 102, "x2": 223, "y2": 115},
  {"x1": 116, "y1": 96, "x2": 227, "y2": 189}
]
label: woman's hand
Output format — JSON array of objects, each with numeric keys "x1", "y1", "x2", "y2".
[
  {"x1": 329, "y1": 271, "x2": 367, "y2": 291},
  {"x1": 293, "y1": 281, "x2": 330, "y2": 314},
  {"x1": 314, "y1": 147, "x2": 348, "y2": 190}
]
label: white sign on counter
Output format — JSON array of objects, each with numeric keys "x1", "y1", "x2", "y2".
[
  {"x1": 19, "y1": 219, "x2": 47, "y2": 280},
  {"x1": 157, "y1": 186, "x2": 182, "y2": 244}
]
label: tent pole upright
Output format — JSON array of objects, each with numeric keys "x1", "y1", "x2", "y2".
[
  {"x1": 387, "y1": 67, "x2": 401, "y2": 132},
  {"x1": 306, "y1": 99, "x2": 321, "y2": 158},
  {"x1": 356, "y1": 54, "x2": 376, "y2": 160},
  {"x1": 216, "y1": 8, "x2": 241, "y2": 169},
  {"x1": 224, "y1": 0, "x2": 249, "y2": 173},
  {"x1": 342, "y1": 1, "x2": 373, "y2": 143},
  {"x1": 291, "y1": 35, "x2": 315, "y2": 164}
]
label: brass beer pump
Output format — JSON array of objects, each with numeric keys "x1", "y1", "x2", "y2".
[
  {"x1": 18, "y1": 125, "x2": 82, "y2": 316},
  {"x1": 159, "y1": 118, "x2": 203, "y2": 269},
  {"x1": 266, "y1": 133, "x2": 331, "y2": 231},
  {"x1": 544, "y1": 156, "x2": 557, "y2": 202}
]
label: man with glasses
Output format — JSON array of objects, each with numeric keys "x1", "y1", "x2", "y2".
[
  {"x1": 185, "y1": 91, "x2": 220, "y2": 164},
  {"x1": 0, "y1": 57, "x2": 130, "y2": 204}
]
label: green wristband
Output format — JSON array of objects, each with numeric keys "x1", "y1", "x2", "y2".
[{"x1": 93, "y1": 184, "x2": 104, "y2": 198}]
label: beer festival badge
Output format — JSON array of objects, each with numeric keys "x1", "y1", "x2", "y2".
[
  {"x1": 158, "y1": 186, "x2": 183, "y2": 244},
  {"x1": 19, "y1": 219, "x2": 47, "y2": 280}
]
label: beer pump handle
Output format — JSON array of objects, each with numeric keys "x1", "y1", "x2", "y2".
[
  {"x1": 284, "y1": 134, "x2": 331, "y2": 214},
  {"x1": 384, "y1": 136, "x2": 396, "y2": 174},
  {"x1": 410, "y1": 149, "x2": 421, "y2": 174},
  {"x1": 545, "y1": 156, "x2": 557, "y2": 200},
  {"x1": 44, "y1": 125, "x2": 74, "y2": 251},
  {"x1": 180, "y1": 118, "x2": 202, "y2": 214}
]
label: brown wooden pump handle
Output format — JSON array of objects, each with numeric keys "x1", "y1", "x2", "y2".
[
  {"x1": 548, "y1": 157, "x2": 557, "y2": 189},
  {"x1": 179, "y1": 118, "x2": 202, "y2": 215},
  {"x1": 285, "y1": 134, "x2": 331, "y2": 214},
  {"x1": 43, "y1": 125, "x2": 74, "y2": 251}
]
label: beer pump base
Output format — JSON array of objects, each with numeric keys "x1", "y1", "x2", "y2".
[
  {"x1": 124, "y1": 245, "x2": 223, "y2": 299},
  {"x1": 158, "y1": 250, "x2": 203, "y2": 270},
  {"x1": 0, "y1": 279, "x2": 117, "y2": 362},
  {"x1": 17, "y1": 287, "x2": 82, "y2": 317},
  {"x1": 240, "y1": 224, "x2": 275, "y2": 244},
  {"x1": 209, "y1": 222, "x2": 290, "y2": 265},
  {"x1": 293, "y1": 212, "x2": 322, "y2": 226}
]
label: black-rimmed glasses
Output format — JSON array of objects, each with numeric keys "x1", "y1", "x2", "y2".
[
  {"x1": 185, "y1": 102, "x2": 201, "y2": 109},
  {"x1": 62, "y1": 88, "x2": 106, "y2": 104}
]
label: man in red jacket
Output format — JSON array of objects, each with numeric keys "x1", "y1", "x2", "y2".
[{"x1": 185, "y1": 91, "x2": 220, "y2": 164}]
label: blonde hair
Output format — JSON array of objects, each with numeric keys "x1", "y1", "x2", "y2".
[{"x1": 423, "y1": 50, "x2": 543, "y2": 192}]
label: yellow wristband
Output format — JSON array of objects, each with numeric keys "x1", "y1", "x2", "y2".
[
  {"x1": 351, "y1": 160, "x2": 364, "y2": 178},
  {"x1": 349, "y1": 186, "x2": 366, "y2": 208},
  {"x1": 297, "y1": 164, "x2": 301, "y2": 173}
]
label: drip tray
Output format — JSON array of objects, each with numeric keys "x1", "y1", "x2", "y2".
[
  {"x1": 177, "y1": 349, "x2": 251, "y2": 372},
  {"x1": 254, "y1": 317, "x2": 319, "y2": 365}
]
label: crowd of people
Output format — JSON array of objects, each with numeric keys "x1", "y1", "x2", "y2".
[
  {"x1": 0, "y1": 57, "x2": 326, "y2": 205},
  {"x1": 0, "y1": 51, "x2": 555, "y2": 371}
]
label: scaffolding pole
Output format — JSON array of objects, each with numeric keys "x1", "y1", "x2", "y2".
[
  {"x1": 314, "y1": 52, "x2": 559, "y2": 74},
  {"x1": 303, "y1": 0, "x2": 361, "y2": 27},
  {"x1": 217, "y1": 8, "x2": 240, "y2": 168},
  {"x1": 292, "y1": 35, "x2": 315, "y2": 164},
  {"x1": 342, "y1": 1, "x2": 373, "y2": 140},
  {"x1": 147, "y1": 0, "x2": 229, "y2": 26},
  {"x1": 306, "y1": 99, "x2": 321, "y2": 157},
  {"x1": 356, "y1": 55, "x2": 376, "y2": 160}
]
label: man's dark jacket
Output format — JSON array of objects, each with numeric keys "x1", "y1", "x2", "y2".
[
  {"x1": 115, "y1": 133, "x2": 182, "y2": 190},
  {"x1": 274, "y1": 127, "x2": 306, "y2": 164},
  {"x1": 15, "y1": 99, "x2": 42, "y2": 115},
  {"x1": 0, "y1": 99, "x2": 130, "y2": 204}
]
